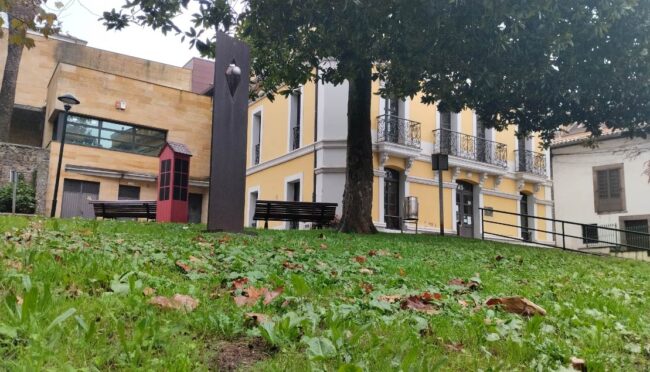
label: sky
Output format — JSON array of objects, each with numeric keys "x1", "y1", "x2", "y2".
[{"x1": 42, "y1": 0, "x2": 242, "y2": 67}]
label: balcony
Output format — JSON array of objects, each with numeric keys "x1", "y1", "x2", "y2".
[
  {"x1": 377, "y1": 115, "x2": 421, "y2": 149},
  {"x1": 432, "y1": 129, "x2": 508, "y2": 168},
  {"x1": 515, "y1": 150, "x2": 546, "y2": 177}
]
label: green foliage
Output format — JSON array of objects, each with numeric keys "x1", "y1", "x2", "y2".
[
  {"x1": 0, "y1": 1, "x2": 61, "y2": 48},
  {"x1": 0, "y1": 180, "x2": 36, "y2": 214},
  {"x1": 2, "y1": 217, "x2": 650, "y2": 369}
]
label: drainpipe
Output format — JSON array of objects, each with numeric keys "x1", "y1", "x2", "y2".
[{"x1": 312, "y1": 78, "x2": 319, "y2": 202}]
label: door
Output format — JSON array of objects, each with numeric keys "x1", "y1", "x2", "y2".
[
  {"x1": 288, "y1": 181, "x2": 300, "y2": 229},
  {"x1": 384, "y1": 168, "x2": 401, "y2": 230},
  {"x1": 384, "y1": 96, "x2": 400, "y2": 143},
  {"x1": 61, "y1": 179, "x2": 100, "y2": 218},
  {"x1": 456, "y1": 181, "x2": 474, "y2": 238},
  {"x1": 520, "y1": 193, "x2": 531, "y2": 242},
  {"x1": 189, "y1": 193, "x2": 203, "y2": 224},
  {"x1": 476, "y1": 119, "x2": 487, "y2": 162},
  {"x1": 439, "y1": 111, "x2": 453, "y2": 154}
]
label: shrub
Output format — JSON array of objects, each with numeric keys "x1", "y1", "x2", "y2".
[{"x1": 0, "y1": 180, "x2": 36, "y2": 214}]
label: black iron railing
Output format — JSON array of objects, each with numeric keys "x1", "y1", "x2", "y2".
[
  {"x1": 291, "y1": 126, "x2": 301, "y2": 150},
  {"x1": 480, "y1": 208, "x2": 650, "y2": 254},
  {"x1": 432, "y1": 129, "x2": 508, "y2": 168},
  {"x1": 377, "y1": 115, "x2": 421, "y2": 149},
  {"x1": 254, "y1": 144, "x2": 260, "y2": 165},
  {"x1": 515, "y1": 150, "x2": 546, "y2": 176}
]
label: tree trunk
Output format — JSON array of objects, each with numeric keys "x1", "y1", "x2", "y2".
[
  {"x1": 339, "y1": 64, "x2": 378, "y2": 234},
  {"x1": 0, "y1": 3, "x2": 39, "y2": 143}
]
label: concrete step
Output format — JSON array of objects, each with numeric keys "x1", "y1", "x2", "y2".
[{"x1": 611, "y1": 250, "x2": 650, "y2": 262}]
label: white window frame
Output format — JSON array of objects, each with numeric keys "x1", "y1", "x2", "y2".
[
  {"x1": 287, "y1": 86, "x2": 304, "y2": 152},
  {"x1": 250, "y1": 107, "x2": 264, "y2": 166}
]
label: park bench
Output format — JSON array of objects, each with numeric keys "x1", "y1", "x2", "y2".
[
  {"x1": 90, "y1": 200, "x2": 157, "y2": 221},
  {"x1": 253, "y1": 200, "x2": 338, "y2": 229}
]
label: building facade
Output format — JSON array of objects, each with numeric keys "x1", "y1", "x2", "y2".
[
  {"x1": 552, "y1": 127, "x2": 650, "y2": 253},
  {"x1": 245, "y1": 79, "x2": 555, "y2": 243},
  {"x1": 1, "y1": 33, "x2": 214, "y2": 221}
]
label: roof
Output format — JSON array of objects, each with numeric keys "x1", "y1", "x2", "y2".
[
  {"x1": 551, "y1": 124, "x2": 622, "y2": 148},
  {"x1": 165, "y1": 141, "x2": 193, "y2": 156}
]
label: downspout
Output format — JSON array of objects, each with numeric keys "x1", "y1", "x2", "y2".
[
  {"x1": 550, "y1": 146, "x2": 557, "y2": 245},
  {"x1": 312, "y1": 78, "x2": 319, "y2": 202}
]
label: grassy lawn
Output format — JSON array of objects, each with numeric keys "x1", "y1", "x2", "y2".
[{"x1": 1, "y1": 216, "x2": 650, "y2": 371}]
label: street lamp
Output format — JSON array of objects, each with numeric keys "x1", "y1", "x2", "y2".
[
  {"x1": 50, "y1": 94, "x2": 80, "y2": 217},
  {"x1": 432, "y1": 153, "x2": 449, "y2": 236}
]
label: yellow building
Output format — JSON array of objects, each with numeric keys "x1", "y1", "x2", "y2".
[{"x1": 245, "y1": 79, "x2": 555, "y2": 244}]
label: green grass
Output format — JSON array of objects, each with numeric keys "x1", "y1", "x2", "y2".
[{"x1": 1, "y1": 216, "x2": 650, "y2": 371}]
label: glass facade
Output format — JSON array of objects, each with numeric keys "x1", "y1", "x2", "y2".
[{"x1": 62, "y1": 114, "x2": 167, "y2": 156}]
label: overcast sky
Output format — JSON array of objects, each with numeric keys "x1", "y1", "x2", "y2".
[{"x1": 42, "y1": 0, "x2": 242, "y2": 67}]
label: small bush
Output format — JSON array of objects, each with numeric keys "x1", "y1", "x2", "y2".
[{"x1": 0, "y1": 180, "x2": 36, "y2": 214}]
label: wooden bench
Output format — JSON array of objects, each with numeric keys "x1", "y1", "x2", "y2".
[
  {"x1": 253, "y1": 200, "x2": 337, "y2": 229},
  {"x1": 90, "y1": 200, "x2": 157, "y2": 221}
]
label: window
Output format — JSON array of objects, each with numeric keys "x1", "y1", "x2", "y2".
[
  {"x1": 252, "y1": 112, "x2": 262, "y2": 165},
  {"x1": 159, "y1": 160, "x2": 171, "y2": 201},
  {"x1": 173, "y1": 158, "x2": 189, "y2": 202},
  {"x1": 439, "y1": 111, "x2": 451, "y2": 130},
  {"x1": 290, "y1": 91, "x2": 301, "y2": 150},
  {"x1": 624, "y1": 220, "x2": 649, "y2": 250},
  {"x1": 582, "y1": 224, "x2": 599, "y2": 244},
  {"x1": 62, "y1": 114, "x2": 166, "y2": 157},
  {"x1": 118, "y1": 185, "x2": 140, "y2": 200},
  {"x1": 593, "y1": 165, "x2": 625, "y2": 213}
]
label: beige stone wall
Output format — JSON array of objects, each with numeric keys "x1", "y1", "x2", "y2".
[{"x1": 0, "y1": 33, "x2": 192, "y2": 110}]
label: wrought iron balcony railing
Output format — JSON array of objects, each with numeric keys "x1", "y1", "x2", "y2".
[
  {"x1": 291, "y1": 126, "x2": 301, "y2": 151},
  {"x1": 432, "y1": 129, "x2": 508, "y2": 168},
  {"x1": 515, "y1": 150, "x2": 547, "y2": 176},
  {"x1": 254, "y1": 144, "x2": 260, "y2": 165},
  {"x1": 377, "y1": 115, "x2": 421, "y2": 149}
]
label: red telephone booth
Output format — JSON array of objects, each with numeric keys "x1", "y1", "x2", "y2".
[{"x1": 157, "y1": 142, "x2": 192, "y2": 223}]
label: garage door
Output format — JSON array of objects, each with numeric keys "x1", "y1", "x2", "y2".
[{"x1": 61, "y1": 179, "x2": 100, "y2": 218}]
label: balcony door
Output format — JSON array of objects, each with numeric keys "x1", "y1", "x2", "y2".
[
  {"x1": 384, "y1": 168, "x2": 401, "y2": 230},
  {"x1": 477, "y1": 118, "x2": 487, "y2": 162},
  {"x1": 520, "y1": 193, "x2": 532, "y2": 242},
  {"x1": 456, "y1": 181, "x2": 474, "y2": 238},
  {"x1": 384, "y1": 97, "x2": 402, "y2": 143}
]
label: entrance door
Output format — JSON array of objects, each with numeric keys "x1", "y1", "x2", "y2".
[
  {"x1": 189, "y1": 193, "x2": 203, "y2": 224},
  {"x1": 384, "y1": 169, "x2": 401, "y2": 230},
  {"x1": 61, "y1": 179, "x2": 100, "y2": 218},
  {"x1": 288, "y1": 181, "x2": 300, "y2": 229},
  {"x1": 456, "y1": 181, "x2": 474, "y2": 237},
  {"x1": 520, "y1": 193, "x2": 531, "y2": 242}
]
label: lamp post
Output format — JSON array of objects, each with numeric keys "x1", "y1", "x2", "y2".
[
  {"x1": 432, "y1": 153, "x2": 449, "y2": 236},
  {"x1": 50, "y1": 94, "x2": 80, "y2": 218}
]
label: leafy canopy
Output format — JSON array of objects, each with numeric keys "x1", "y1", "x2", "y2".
[
  {"x1": 0, "y1": 0, "x2": 60, "y2": 48},
  {"x1": 104, "y1": 1, "x2": 649, "y2": 145}
]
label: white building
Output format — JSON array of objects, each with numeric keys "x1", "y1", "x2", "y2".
[{"x1": 551, "y1": 126, "x2": 650, "y2": 256}]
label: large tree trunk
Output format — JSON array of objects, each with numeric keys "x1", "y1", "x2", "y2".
[
  {"x1": 339, "y1": 64, "x2": 378, "y2": 234},
  {"x1": 0, "y1": 3, "x2": 39, "y2": 143}
]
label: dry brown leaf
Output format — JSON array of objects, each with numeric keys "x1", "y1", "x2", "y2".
[
  {"x1": 399, "y1": 268, "x2": 406, "y2": 277},
  {"x1": 6, "y1": 260, "x2": 23, "y2": 271},
  {"x1": 354, "y1": 256, "x2": 367, "y2": 264},
  {"x1": 448, "y1": 278, "x2": 480, "y2": 291},
  {"x1": 282, "y1": 261, "x2": 303, "y2": 270},
  {"x1": 495, "y1": 255, "x2": 505, "y2": 261},
  {"x1": 361, "y1": 282, "x2": 374, "y2": 294},
  {"x1": 458, "y1": 300, "x2": 468, "y2": 308},
  {"x1": 172, "y1": 294, "x2": 199, "y2": 311},
  {"x1": 175, "y1": 260, "x2": 191, "y2": 273},
  {"x1": 143, "y1": 287, "x2": 156, "y2": 296},
  {"x1": 378, "y1": 295, "x2": 402, "y2": 303},
  {"x1": 218, "y1": 235, "x2": 231, "y2": 244},
  {"x1": 486, "y1": 297, "x2": 546, "y2": 316},
  {"x1": 245, "y1": 312, "x2": 271, "y2": 325},
  {"x1": 263, "y1": 287, "x2": 284, "y2": 305},
  {"x1": 16, "y1": 296, "x2": 23, "y2": 305},
  {"x1": 234, "y1": 296, "x2": 253, "y2": 307},
  {"x1": 360, "y1": 268, "x2": 374, "y2": 275},
  {"x1": 232, "y1": 277, "x2": 249, "y2": 290},
  {"x1": 401, "y1": 296, "x2": 440, "y2": 315},
  {"x1": 368, "y1": 250, "x2": 377, "y2": 256},
  {"x1": 189, "y1": 256, "x2": 202, "y2": 264},
  {"x1": 445, "y1": 343, "x2": 464, "y2": 352},
  {"x1": 570, "y1": 357, "x2": 587, "y2": 371},
  {"x1": 320, "y1": 243, "x2": 328, "y2": 249}
]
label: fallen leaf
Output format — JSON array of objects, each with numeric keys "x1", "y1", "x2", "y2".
[
  {"x1": 399, "y1": 268, "x2": 406, "y2": 276},
  {"x1": 361, "y1": 282, "x2": 374, "y2": 294},
  {"x1": 368, "y1": 250, "x2": 377, "y2": 256},
  {"x1": 393, "y1": 252, "x2": 403, "y2": 259},
  {"x1": 495, "y1": 255, "x2": 505, "y2": 261},
  {"x1": 175, "y1": 260, "x2": 191, "y2": 273},
  {"x1": 486, "y1": 297, "x2": 546, "y2": 316},
  {"x1": 401, "y1": 295, "x2": 440, "y2": 315},
  {"x1": 283, "y1": 261, "x2": 303, "y2": 270},
  {"x1": 245, "y1": 312, "x2": 271, "y2": 325},
  {"x1": 458, "y1": 300, "x2": 468, "y2": 308},
  {"x1": 378, "y1": 295, "x2": 401, "y2": 303},
  {"x1": 232, "y1": 277, "x2": 249, "y2": 290},
  {"x1": 218, "y1": 235, "x2": 231, "y2": 244},
  {"x1": 360, "y1": 268, "x2": 374, "y2": 275},
  {"x1": 320, "y1": 243, "x2": 328, "y2": 249},
  {"x1": 143, "y1": 287, "x2": 156, "y2": 296},
  {"x1": 234, "y1": 296, "x2": 254, "y2": 307},
  {"x1": 445, "y1": 343, "x2": 464, "y2": 352},
  {"x1": 16, "y1": 296, "x2": 23, "y2": 305},
  {"x1": 570, "y1": 357, "x2": 587, "y2": 371},
  {"x1": 354, "y1": 256, "x2": 366, "y2": 264},
  {"x1": 150, "y1": 294, "x2": 199, "y2": 312},
  {"x1": 448, "y1": 278, "x2": 480, "y2": 291},
  {"x1": 6, "y1": 260, "x2": 22, "y2": 271},
  {"x1": 263, "y1": 287, "x2": 284, "y2": 305},
  {"x1": 172, "y1": 294, "x2": 199, "y2": 311},
  {"x1": 189, "y1": 256, "x2": 202, "y2": 264}
]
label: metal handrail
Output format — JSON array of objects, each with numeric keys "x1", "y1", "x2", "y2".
[
  {"x1": 480, "y1": 207, "x2": 650, "y2": 253},
  {"x1": 514, "y1": 149, "x2": 546, "y2": 176},
  {"x1": 377, "y1": 115, "x2": 421, "y2": 149},
  {"x1": 432, "y1": 128, "x2": 508, "y2": 168}
]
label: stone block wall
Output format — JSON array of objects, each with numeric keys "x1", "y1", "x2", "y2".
[{"x1": 0, "y1": 143, "x2": 50, "y2": 214}]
